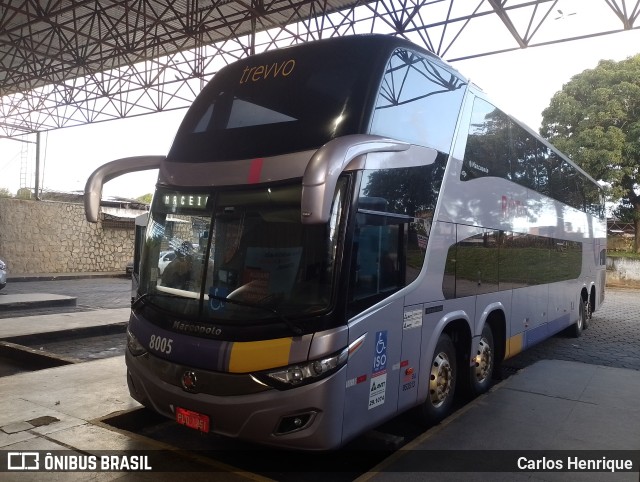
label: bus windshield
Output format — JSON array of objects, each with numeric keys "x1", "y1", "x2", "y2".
[{"x1": 138, "y1": 179, "x2": 349, "y2": 325}]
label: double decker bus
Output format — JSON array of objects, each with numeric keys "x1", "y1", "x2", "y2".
[{"x1": 85, "y1": 34, "x2": 606, "y2": 450}]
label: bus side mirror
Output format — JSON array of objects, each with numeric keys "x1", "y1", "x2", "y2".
[
  {"x1": 84, "y1": 155, "x2": 164, "y2": 223},
  {"x1": 300, "y1": 135, "x2": 409, "y2": 224}
]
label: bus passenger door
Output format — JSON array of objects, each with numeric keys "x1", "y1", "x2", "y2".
[
  {"x1": 397, "y1": 304, "x2": 423, "y2": 411},
  {"x1": 342, "y1": 300, "x2": 404, "y2": 444}
]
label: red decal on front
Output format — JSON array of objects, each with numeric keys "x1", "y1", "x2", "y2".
[
  {"x1": 248, "y1": 158, "x2": 264, "y2": 184},
  {"x1": 400, "y1": 360, "x2": 409, "y2": 367},
  {"x1": 356, "y1": 374, "x2": 367, "y2": 384}
]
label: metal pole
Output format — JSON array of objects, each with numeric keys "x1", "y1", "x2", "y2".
[{"x1": 35, "y1": 131, "x2": 41, "y2": 200}]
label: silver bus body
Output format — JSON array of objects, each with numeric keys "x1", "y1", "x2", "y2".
[{"x1": 85, "y1": 35, "x2": 606, "y2": 450}]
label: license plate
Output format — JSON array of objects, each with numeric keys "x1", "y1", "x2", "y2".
[{"x1": 176, "y1": 407, "x2": 210, "y2": 433}]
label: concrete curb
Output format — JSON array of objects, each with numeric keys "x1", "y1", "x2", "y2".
[
  {"x1": 2, "y1": 322, "x2": 128, "y2": 344},
  {"x1": 0, "y1": 341, "x2": 80, "y2": 368},
  {"x1": 0, "y1": 293, "x2": 77, "y2": 310},
  {"x1": 7, "y1": 272, "x2": 130, "y2": 282}
]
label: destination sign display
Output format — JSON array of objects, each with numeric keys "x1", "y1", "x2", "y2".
[{"x1": 160, "y1": 193, "x2": 209, "y2": 210}]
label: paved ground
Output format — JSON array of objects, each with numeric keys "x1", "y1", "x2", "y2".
[
  {"x1": 0, "y1": 277, "x2": 131, "y2": 318},
  {"x1": 504, "y1": 288, "x2": 640, "y2": 372},
  {"x1": 0, "y1": 280, "x2": 638, "y2": 479}
]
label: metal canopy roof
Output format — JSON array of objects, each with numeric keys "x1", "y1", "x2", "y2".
[{"x1": 1, "y1": 0, "x2": 639, "y2": 138}]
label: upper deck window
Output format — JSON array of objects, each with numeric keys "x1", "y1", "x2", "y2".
[
  {"x1": 193, "y1": 100, "x2": 297, "y2": 131},
  {"x1": 370, "y1": 48, "x2": 466, "y2": 153},
  {"x1": 461, "y1": 97, "x2": 605, "y2": 218},
  {"x1": 168, "y1": 38, "x2": 388, "y2": 163}
]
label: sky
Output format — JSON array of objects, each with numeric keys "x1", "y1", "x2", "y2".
[{"x1": 1, "y1": 6, "x2": 640, "y2": 200}]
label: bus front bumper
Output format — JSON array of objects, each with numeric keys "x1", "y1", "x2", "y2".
[{"x1": 125, "y1": 349, "x2": 348, "y2": 450}]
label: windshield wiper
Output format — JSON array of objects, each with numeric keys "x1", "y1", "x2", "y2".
[
  {"x1": 132, "y1": 291, "x2": 194, "y2": 309},
  {"x1": 209, "y1": 295, "x2": 303, "y2": 336},
  {"x1": 131, "y1": 292, "x2": 153, "y2": 309}
]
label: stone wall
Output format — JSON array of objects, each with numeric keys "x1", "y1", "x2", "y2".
[
  {"x1": 0, "y1": 198, "x2": 136, "y2": 275},
  {"x1": 607, "y1": 256, "x2": 640, "y2": 288}
]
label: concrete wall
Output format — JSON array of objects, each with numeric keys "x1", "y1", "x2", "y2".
[
  {"x1": 0, "y1": 198, "x2": 136, "y2": 275},
  {"x1": 607, "y1": 256, "x2": 640, "y2": 287}
]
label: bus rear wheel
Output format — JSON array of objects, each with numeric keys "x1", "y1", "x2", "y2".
[
  {"x1": 583, "y1": 295, "x2": 591, "y2": 330},
  {"x1": 420, "y1": 333, "x2": 456, "y2": 424},
  {"x1": 570, "y1": 299, "x2": 586, "y2": 338},
  {"x1": 469, "y1": 324, "x2": 494, "y2": 397}
]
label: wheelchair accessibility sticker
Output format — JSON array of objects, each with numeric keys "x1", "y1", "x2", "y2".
[
  {"x1": 369, "y1": 330, "x2": 387, "y2": 410},
  {"x1": 209, "y1": 286, "x2": 228, "y2": 311}
]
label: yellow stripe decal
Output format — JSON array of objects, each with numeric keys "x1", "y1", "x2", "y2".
[
  {"x1": 506, "y1": 333, "x2": 523, "y2": 359},
  {"x1": 228, "y1": 337, "x2": 293, "y2": 373}
]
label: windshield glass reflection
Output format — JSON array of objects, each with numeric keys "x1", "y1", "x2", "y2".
[{"x1": 138, "y1": 180, "x2": 348, "y2": 324}]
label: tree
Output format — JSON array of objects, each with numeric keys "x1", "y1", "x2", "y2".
[
  {"x1": 540, "y1": 54, "x2": 640, "y2": 251},
  {"x1": 16, "y1": 187, "x2": 32, "y2": 199},
  {"x1": 0, "y1": 187, "x2": 12, "y2": 198},
  {"x1": 136, "y1": 193, "x2": 153, "y2": 204},
  {"x1": 613, "y1": 197, "x2": 635, "y2": 224}
]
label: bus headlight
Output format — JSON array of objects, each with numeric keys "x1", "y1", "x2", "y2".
[
  {"x1": 127, "y1": 329, "x2": 147, "y2": 356},
  {"x1": 256, "y1": 347, "x2": 349, "y2": 389}
]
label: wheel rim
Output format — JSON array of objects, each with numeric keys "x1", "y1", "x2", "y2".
[
  {"x1": 578, "y1": 302, "x2": 585, "y2": 329},
  {"x1": 474, "y1": 337, "x2": 492, "y2": 384},
  {"x1": 429, "y1": 351, "x2": 453, "y2": 408}
]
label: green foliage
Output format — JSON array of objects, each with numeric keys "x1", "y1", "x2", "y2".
[
  {"x1": 16, "y1": 187, "x2": 32, "y2": 199},
  {"x1": 0, "y1": 187, "x2": 12, "y2": 198},
  {"x1": 613, "y1": 197, "x2": 639, "y2": 223},
  {"x1": 540, "y1": 54, "x2": 640, "y2": 250},
  {"x1": 608, "y1": 250, "x2": 640, "y2": 260},
  {"x1": 136, "y1": 193, "x2": 153, "y2": 204}
]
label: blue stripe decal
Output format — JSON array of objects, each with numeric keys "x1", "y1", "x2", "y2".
[
  {"x1": 524, "y1": 323, "x2": 548, "y2": 348},
  {"x1": 548, "y1": 313, "x2": 571, "y2": 336},
  {"x1": 129, "y1": 314, "x2": 229, "y2": 371},
  {"x1": 524, "y1": 313, "x2": 572, "y2": 349}
]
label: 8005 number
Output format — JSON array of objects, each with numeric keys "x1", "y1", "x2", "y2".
[{"x1": 149, "y1": 334, "x2": 173, "y2": 354}]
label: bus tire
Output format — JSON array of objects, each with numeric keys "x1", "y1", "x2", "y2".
[
  {"x1": 420, "y1": 333, "x2": 456, "y2": 424},
  {"x1": 570, "y1": 299, "x2": 586, "y2": 338},
  {"x1": 469, "y1": 324, "x2": 494, "y2": 397},
  {"x1": 583, "y1": 295, "x2": 591, "y2": 330}
]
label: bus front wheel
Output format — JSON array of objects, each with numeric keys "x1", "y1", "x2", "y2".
[{"x1": 420, "y1": 333, "x2": 456, "y2": 424}]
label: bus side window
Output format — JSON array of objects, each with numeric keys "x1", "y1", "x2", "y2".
[
  {"x1": 348, "y1": 165, "x2": 441, "y2": 313},
  {"x1": 352, "y1": 215, "x2": 402, "y2": 300},
  {"x1": 460, "y1": 98, "x2": 511, "y2": 182}
]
